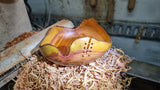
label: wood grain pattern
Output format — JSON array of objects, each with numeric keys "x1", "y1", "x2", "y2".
[{"x1": 40, "y1": 18, "x2": 112, "y2": 65}]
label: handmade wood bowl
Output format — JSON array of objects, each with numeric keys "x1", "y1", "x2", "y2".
[{"x1": 40, "y1": 18, "x2": 112, "y2": 65}]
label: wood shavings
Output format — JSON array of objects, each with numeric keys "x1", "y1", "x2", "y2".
[
  {"x1": 14, "y1": 48, "x2": 132, "y2": 90},
  {"x1": 4, "y1": 30, "x2": 37, "y2": 49}
]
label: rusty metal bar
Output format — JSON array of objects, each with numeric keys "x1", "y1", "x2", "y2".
[{"x1": 0, "y1": 20, "x2": 74, "y2": 87}]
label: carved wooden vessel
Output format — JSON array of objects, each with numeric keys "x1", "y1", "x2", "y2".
[{"x1": 40, "y1": 18, "x2": 112, "y2": 65}]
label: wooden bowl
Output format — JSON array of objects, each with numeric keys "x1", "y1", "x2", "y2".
[{"x1": 40, "y1": 18, "x2": 112, "y2": 65}]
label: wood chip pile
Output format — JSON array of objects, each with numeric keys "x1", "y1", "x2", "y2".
[
  {"x1": 14, "y1": 48, "x2": 132, "y2": 90},
  {"x1": 4, "y1": 31, "x2": 37, "y2": 49}
]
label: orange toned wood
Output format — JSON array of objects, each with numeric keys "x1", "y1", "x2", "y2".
[
  {"x1": 40, "y1": 18, "x2": 112, "y2": 65},
  {"x1": 41, "y1": 18, "x2": 111, "y2": 56}
]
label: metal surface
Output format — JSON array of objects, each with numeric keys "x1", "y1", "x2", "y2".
[
  {"x1": 0, "y1": 62, "x2": 20, "y2": 88},
  {"x1": 0, "y1": 71, "x2": 18, "y2": 88},
  {"x1": 0, "y1": 20, "x2": 74, "y2": 87},
  {"x1": 28, "y1": 0, "x2": 160, "y2": 23},
  {"x1": 127, "y1": 60, "x2": 160, "y2": 84},
  {"x1": 114, "y1": 0, "x2": 160, "y2": 23},
  {"x1": 28, "y1": 0, "x2": 108, "y2": 21},
  {"x1": 108, "y1": 21, "x2": 160, "y2": 41},
  {"x1": 0, "y1": 0, "x2": 32, "y2": 50},
  {"x1": 112, "y1": 35, "x2": 160, "y2": 83},
  {"x1": 31, "y1": 16, "x2": 160, "y2": 41},
  {"x1": 111, "y1": 36, "x2": 160, "y2": 66}
]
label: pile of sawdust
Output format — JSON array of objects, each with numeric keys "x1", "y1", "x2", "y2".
[
  {"x1": 4, "y1": 31, "x2": 37, "y2": 49},
  {"x1": 14, "y1": 48, "x2": 132, "y2": 90}
]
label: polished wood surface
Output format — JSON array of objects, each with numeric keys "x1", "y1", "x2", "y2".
[{"x1": 40, "y1": 18, "x2": 112, "y2": 65}]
